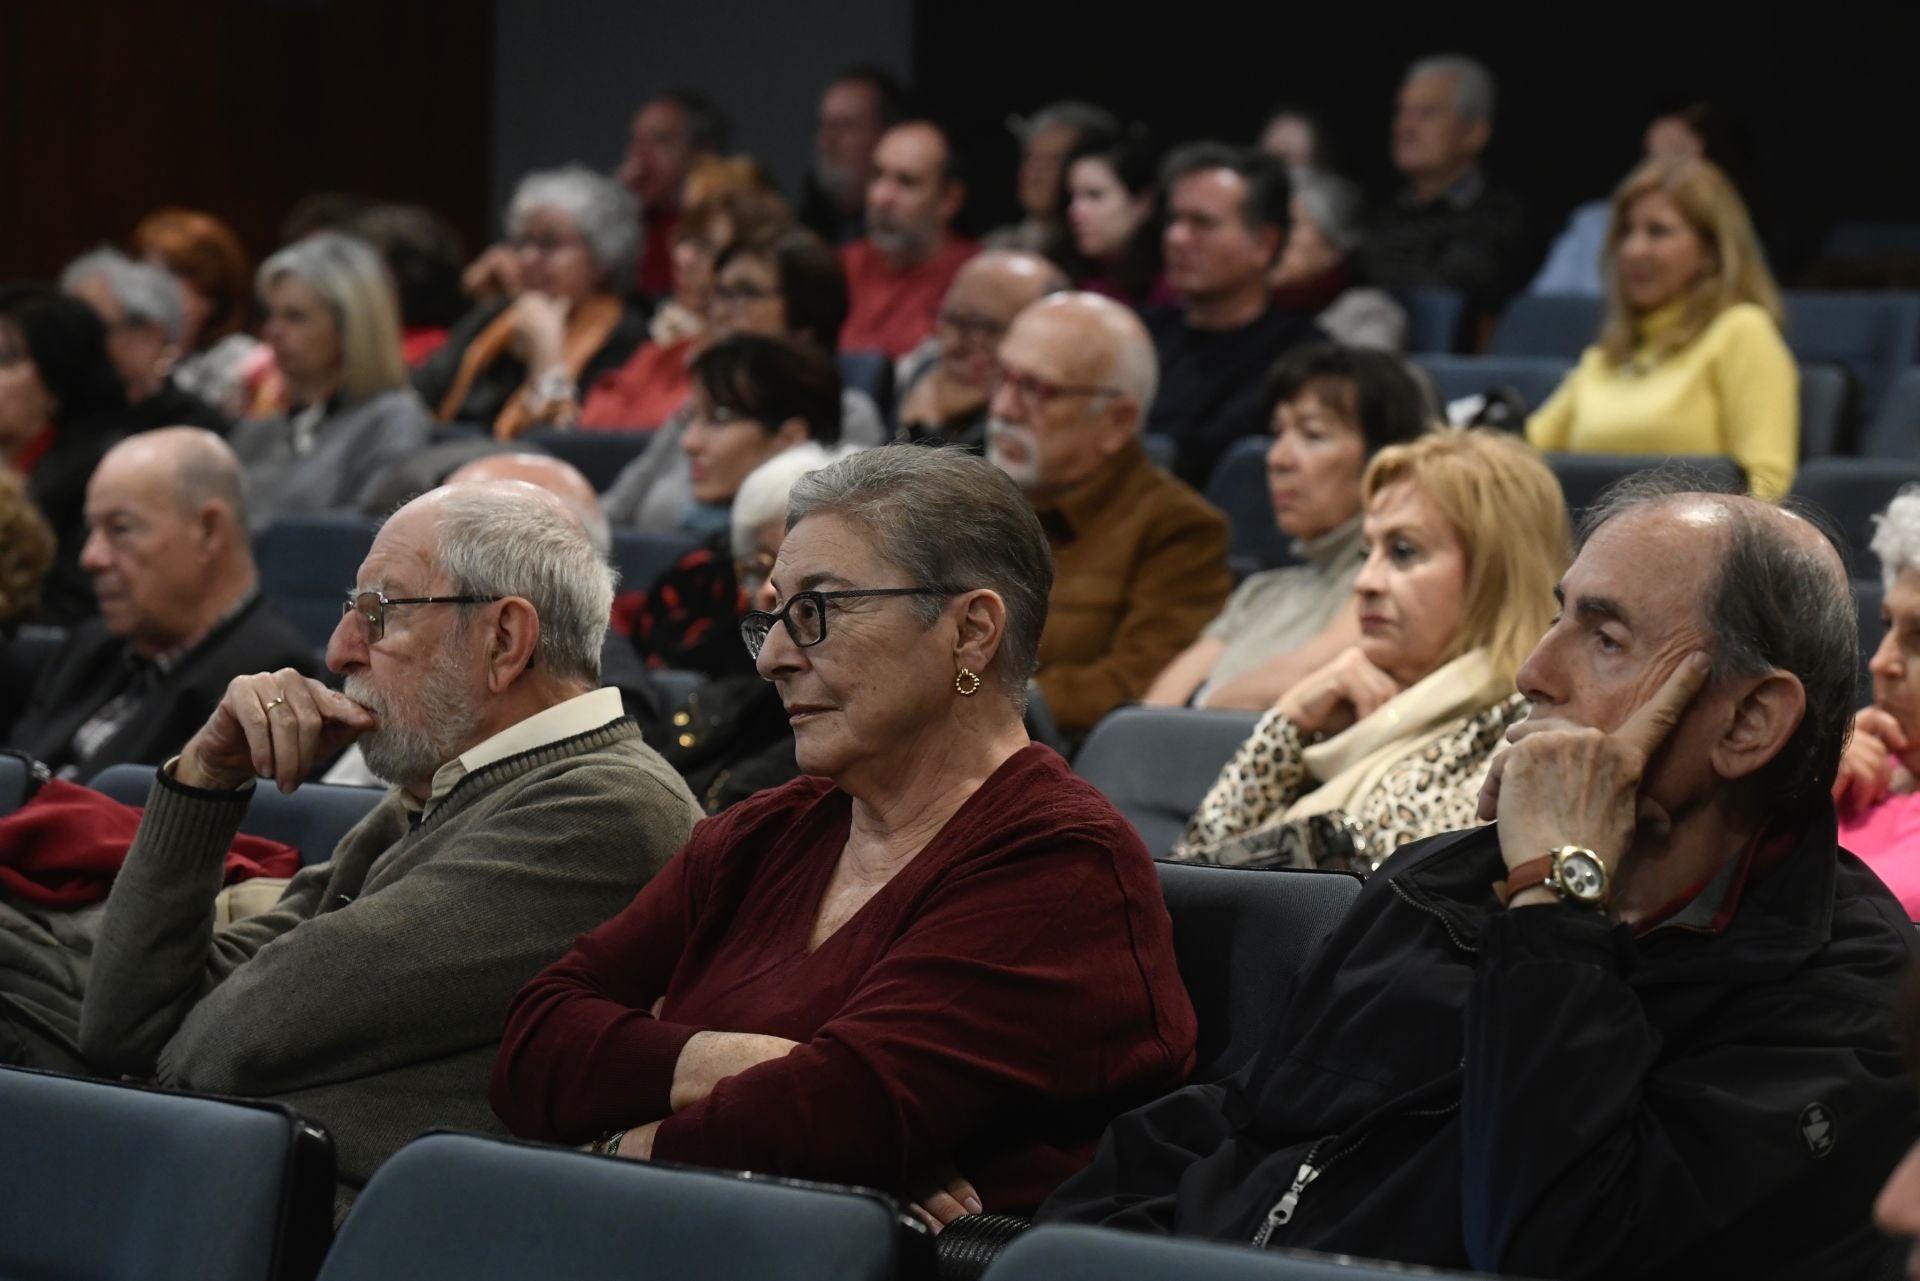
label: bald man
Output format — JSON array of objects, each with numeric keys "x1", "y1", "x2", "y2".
[
  {"x1": 840, "y1": 120, "x2": 980, "y2": 357},
  {"x1": 8, "y1": 428, "x2": 318, "y2": 781},
  {"x1": 985, "y1": 293, "x2": 1231, "y2": 737},
  {"x1": 896, "y1": 250, "x2": 1067, "y2": 451},
  {"x1": 1046, "y1": 478, "x2": 1916, "y2": 1278},
  {"x1": 448, "y1": 451, "x2": 612, "y2": 557}
]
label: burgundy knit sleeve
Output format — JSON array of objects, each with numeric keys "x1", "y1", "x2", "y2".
[
  {"x1": 489, "y1": 824, "x2": 713, "y2": 1141},
  {"x1": 648, "y1": 824, "x2": 1196, "y2": 1200}
]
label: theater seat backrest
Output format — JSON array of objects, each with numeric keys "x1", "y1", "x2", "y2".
[
  {"x1": 0, "y1": 1066, "x2": 333, "y2": 1281},
  {"x1": 90, "y1": 764, "x2": 385, "y2": 867},
  {"x1": 319, "y1": 1132, "x2": 901, "y2": 1281},
  {"x1": 1076, "y1": 706, "x2": 1263, "y2": 856}
]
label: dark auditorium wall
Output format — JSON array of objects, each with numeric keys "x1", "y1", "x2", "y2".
[
  {"x1": 914, "y1": 4, "x2": 1920, "y2": 275},
  {"x1": 0, "y1": 0, "x2": 493, "y2": 283},
  {"x1": 488, "y1": 0, "x2": 913, "y2": 236}
]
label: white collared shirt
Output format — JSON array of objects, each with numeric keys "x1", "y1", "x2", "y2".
[{"x1": 407, "y1": 686, "x2": 626, "y2": 815}]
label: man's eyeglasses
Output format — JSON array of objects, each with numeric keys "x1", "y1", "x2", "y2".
[
  {"x1": 991, "y1": 362, "x2": 1126, "y2": 414},
  {"x1": 939, "y1": 309, "x2": 1009, "y2": 344},
  {"x1": 511, "y1": 234, "x2": 584, "y2": 257},
  {"x1": 342, "y1": 589, "x2": 501, "y2": 643},
  {"x1": 713, "y1": 281, "x2": 779, "y2": 305},
  {"x1": 740, "y1": 587, "x2": 954, "y2": 660}
]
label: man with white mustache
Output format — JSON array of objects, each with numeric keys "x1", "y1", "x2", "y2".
[
  {"x1": 77, "y1": 480, "x2": 700, "y2": 1211},
  {"x1": 985, "y1": 292, "x2": 1231, "y2": 742}
]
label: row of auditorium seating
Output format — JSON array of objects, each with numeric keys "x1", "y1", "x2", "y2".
[{"x1": 0, "y1": 1066, "x2": 1469, "y2": 1281}]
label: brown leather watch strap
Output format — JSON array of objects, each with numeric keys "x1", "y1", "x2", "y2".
[{"x1": 1497, "y1": 854, "x2": 1555, "y2": 904}]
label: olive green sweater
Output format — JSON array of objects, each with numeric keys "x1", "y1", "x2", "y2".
[{"x1": 79, "y1": 719, "x2": 699, "y2": 1200}]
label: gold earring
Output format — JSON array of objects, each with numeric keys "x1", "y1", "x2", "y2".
[{"x1": 954, "y1": 668, "x2": 981, "y2": 696}]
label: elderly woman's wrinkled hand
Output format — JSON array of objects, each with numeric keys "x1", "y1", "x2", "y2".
[
  {"x1": 1274, "y1": 647, "x2": 1404, "y2": 738},
  {"x1": 907, "y1": 1169, "x2": 983, "y2": 1234},
  {"x1": 507, "y1": 292, "x2": 570, "y2": 369},
  {"x1": 461, "y1": 243, "x2": 523, "y2": 303},
  {"x1": 1834, "y1": 707, "x2": 1908, "y2": 814}
]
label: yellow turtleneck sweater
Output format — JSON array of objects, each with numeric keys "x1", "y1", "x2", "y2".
[{"x1": 1525, "y1": 301, "x2": 1799, "y2": 500}]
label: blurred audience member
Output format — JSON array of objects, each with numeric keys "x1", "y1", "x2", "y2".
[
  {"x1": 0, "y1": 285, "x2": 128, "y2": 624},
  {"x1": 1064, "y1": 130, "x2": 1170, "y2": 311},
  {"x1": 232, "y1": 233, "x2": 431, "y2": 529},
  {"x1": 1531, "y1": 99, "x2": 1754, "y2": 297},
  {"x1": 1360, "y1": 56, "x2": 1531, "y2": 318},
  {"x1": 0, "y1": 468, "x2": 55, "y2": 734},
  {"x1": 1147, "y1": 344, "x2": 1432, "y2": 711},
  {"x1": 896, "y1": 250, "x2": 1067, "y2": 451},
  {"x1": 1145, "y1": 143, "x2": 1323, "y2": 488},
  {"x1": 347, "y1": 204, "x2": 469, "y2": 366},
  {"x1": 418, "y1": 166, "x2": 648, "y2": 439},
  {"x1": 800, "y1": 66, "x2": 911, "y2": 245},
  {"x1": 985, "y1": 101, "x2": 1118, "y2": 259},
  {"x1": 1832, "y1": 488, "x2": 1920, "y2": 914},
  {"x1": 1271, "y1": 170, "x2": 1407, "y2": 350},
  {"x1": 577, "y1": 178, "x2": 792, "y2": 433},
  {"x1": 840, "y1": 120, "x2": 979, "y2": 358},
  {"x1": 8, "y1": 429, "x2": 316, "y2": 781},
  {"x1": 134, "y1": 208, "x2": 273, "y2": 420},
  {"x1": 1527, "y1": 159, "x2": 1796, "y2": 499},
  {"x1": 609, "y1": 334, "x2": 844, "y2": 643},
  {"x1": 1257, "y1": 105, "x2": 1332, "y2": 173},
  {"x1": 493, "y1": 446, "x2": 1194, "y2": 1214},
  {"x1": 617, "y1": 90, "x2": 731, "y2": 297},
  {"x1": 61, "y1": 248, "x2": 230, "y2": 435},
  {"x1": 1172, "y1": 429, "x2": 1565, "y2": 867},
  {"x1": 987, "y1": 293, "x2": 1231, "y2": 737}
]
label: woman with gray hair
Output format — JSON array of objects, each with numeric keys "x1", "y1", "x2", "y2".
[
  {"x1": 1270, "y1": 169, "x2": 1407, "y2": 350},
  {"x1": 495, "y1": 445, "x2": 1196, "y2": 1227},
  {"x1": 60, "y1": 247, "x2": 231, "y2": 435},
  {"x1": 1833, "y1": 486, "x2": 1920, "y2": 913},
  {"x1": 227, "y1": 232, "x2": 432, "y2": 531},
  {"x1": 415, "y1": 165, "x2": 649, "y2": 438}
]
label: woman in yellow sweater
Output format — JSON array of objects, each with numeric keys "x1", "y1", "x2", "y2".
[{"x1": 1527, "y1": 158, "x2": 1797, "y2": 499}]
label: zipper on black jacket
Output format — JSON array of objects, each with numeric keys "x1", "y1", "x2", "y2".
[
  {"x1": 1389, "y1": 877, "x2": 1479, "y2": 954},
  {"x1": 1251, "y1": 1090, "x2": 1463, "y2": 1247}
]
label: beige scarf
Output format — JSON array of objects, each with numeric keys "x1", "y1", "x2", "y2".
[{"x1": 1284, "y1": 648, "x2": 1511, "y2": 824}]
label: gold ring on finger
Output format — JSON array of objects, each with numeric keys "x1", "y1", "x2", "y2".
[{"x1": 263, "y1": 696, "x2": 287, "y2": 711}]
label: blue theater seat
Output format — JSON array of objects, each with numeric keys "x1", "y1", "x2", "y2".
[
  {"x1": 255, "y1": 515, "x2": 380, "y2": 654},
  {"x1": 1204, "y1": 436, "x2": 1296, "y2": 579},
  {"x1": 1391, "y1": 285, "x2": 1466, "y2": 355},
  {"x1": 1487, "y1": 294, "x2": 1603, "y2": 360},
  {"x1": 1797, "y1": 362, "x2": 1854, "y2": 459},
  {"x1": 90, "y1": 763, "x2": 384, "y2": 866},
  {"x1": 520, "y1": 429, "x2": 655, "y2": 493},
  {"x1": 1783, "y1": 291, "x2": 1920, "y2": 420},
  {"x1": 317, "y1": 1132, "x2": 904, "y2": 1281},
  {"x1": 609, "y1": 528, "x2": 703, "y2": 596},
  {"x1": 1413, "y1": 355, "x2": 1572, "y2": 417},
  {"x1": 1545, "y1": 453, "x2": 1744, "y2": 524},
  {"x1": 1076, "y1": 705, "x2": 1263, "y2": 856},
  {"x1": 0, "y1": 1066, "x2": 333, "y2": 1281},
  {"x1": 1861, "y1": 367, "x2": 1920, "y2": 458},
  {"x1": 1790, "y1": 457, "x2": 1920, "y2": 581}
]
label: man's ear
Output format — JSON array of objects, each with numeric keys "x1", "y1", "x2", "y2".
[
  {"x1": 1257, "y1": 223, "x2": 1284, "y2": 269},
  {"x1": 197, "y1": 500, "x2": 233, "y2": 562},
  {"x1": 1709, "y1": 670, "x2": 1806, "y2": 784},
  {"x1": 483, "y1": 596, "x2": 543, "y2": 692},
  {"x1": 938, "y1": 179, "x2": 968, "y2": 227},
  {"x1": 952, "y1": 587, "x2": 1008, "y2": 678}
]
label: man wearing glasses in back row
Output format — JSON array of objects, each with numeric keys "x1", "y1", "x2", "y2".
[
  {"x1": 985, "y1": 291, "x2": 1232, "y2": 744},
  {"x1": 72, "y1": 479, "x2": 702, "y2": 1214}
]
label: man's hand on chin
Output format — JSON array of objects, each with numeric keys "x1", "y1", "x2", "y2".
[{"x1": 177, "y1": 669, "x2": 378, "y2": 794}]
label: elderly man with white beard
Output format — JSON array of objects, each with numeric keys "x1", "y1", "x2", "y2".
[
  {"x1": 984, "y1": 292, "x2": 1231, "y2": 740},
  {"x1": 78, "y1": 480, "x2": 701, "y2": 1210}
]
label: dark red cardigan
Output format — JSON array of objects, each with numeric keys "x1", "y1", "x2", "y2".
[{"x1": 491, "y1": 744, "x2": 1196, "y2": 1211}]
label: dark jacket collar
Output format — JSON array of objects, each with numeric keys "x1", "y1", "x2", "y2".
[{"x1": 1037, "y1": 438, "x2": 1150, "y2": 543}]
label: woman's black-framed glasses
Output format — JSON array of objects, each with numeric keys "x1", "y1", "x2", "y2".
[
  {"x1": 342, "y1": 589, "x2": 501, "y2": 642},
  {"x1": 740, "y1": 588, "x2": 954, "y2": 660}
]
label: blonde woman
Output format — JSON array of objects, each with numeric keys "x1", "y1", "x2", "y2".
[
  {"x1": 1172, "y1": 429, "x2": 1568, "y2": 870},
  {"x1": 228, "y1": 232, "x2": 431, "y2": 531},
  {"x1": 1527, "y1": 158, "x2": 1797, "y2": 499}
]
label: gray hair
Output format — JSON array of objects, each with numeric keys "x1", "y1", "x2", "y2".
[
  {"x1": 431, "y1": 484, "x2": 617, "y2": 686},
  {"x1": 1291, "y1": 168, "x2": 1367, "y2": 255},
  {"x1": 1406, "y1": 54, "x2": 1497, "y2": 127},
  {"x1": 1871, "y1": 486, "x2": 1920, "y2": 588},
  {"x1": 258, "y1": 232, "x2": 408, "y2": 404},
  {"x1": 785, "y1": 447, "x2": 1053, "y2": 708},
  {"x1": 508, "y1": 165, "x2": 640, "y2": 289},
  {"x1": 1582, "y1": 469, "x2": 1856, "y2": 821},
  {"x1": 1017, "y1": 100, "x2": 1118, "y2": 148},
  {"x1": 61, "y1": 247, "x2": 186, "y2": 344},
  {"x1": 731, "y1": 442, "x2": 837, "y2": 561}
]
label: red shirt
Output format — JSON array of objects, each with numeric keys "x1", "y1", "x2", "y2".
[
  {"x1": 839, "y1": 236, "x2": 979, "y2": 358},
  {"x1": 578, "y1": 337, "x2": 694, "y2": 431},
  {"x1": 491, "y1": 744, "x2": 1196, "y2": 1210},
  {"x1": 636, "y1": 206, "x2": 681, "y2": 300}
]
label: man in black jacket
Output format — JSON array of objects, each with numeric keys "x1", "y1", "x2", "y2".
[
  {"x1": 1042, "y1": 478, "x2": 1916, "y2": 1279},
  {"x1": 7, "y1": 428, "x2": 316, "y2": 780}
]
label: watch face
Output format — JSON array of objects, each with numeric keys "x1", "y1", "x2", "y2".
[{"x1": 1557, "y1": 850, "x2": 1607, "y2": 904}]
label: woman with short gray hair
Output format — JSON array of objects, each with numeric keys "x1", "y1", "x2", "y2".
[
  {"x1": 415, "y1": 165, "x2": 648, "y2": 439},
  {"x1": 1270, "y1": 169, "x2": 1407, "y2": 350},
  {"x1": 495, "y1": 445, "x2": 1196, "y2": 1226},
  {"x1": 227, "y1": 232, "x2": 432, "y2": 530}
]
